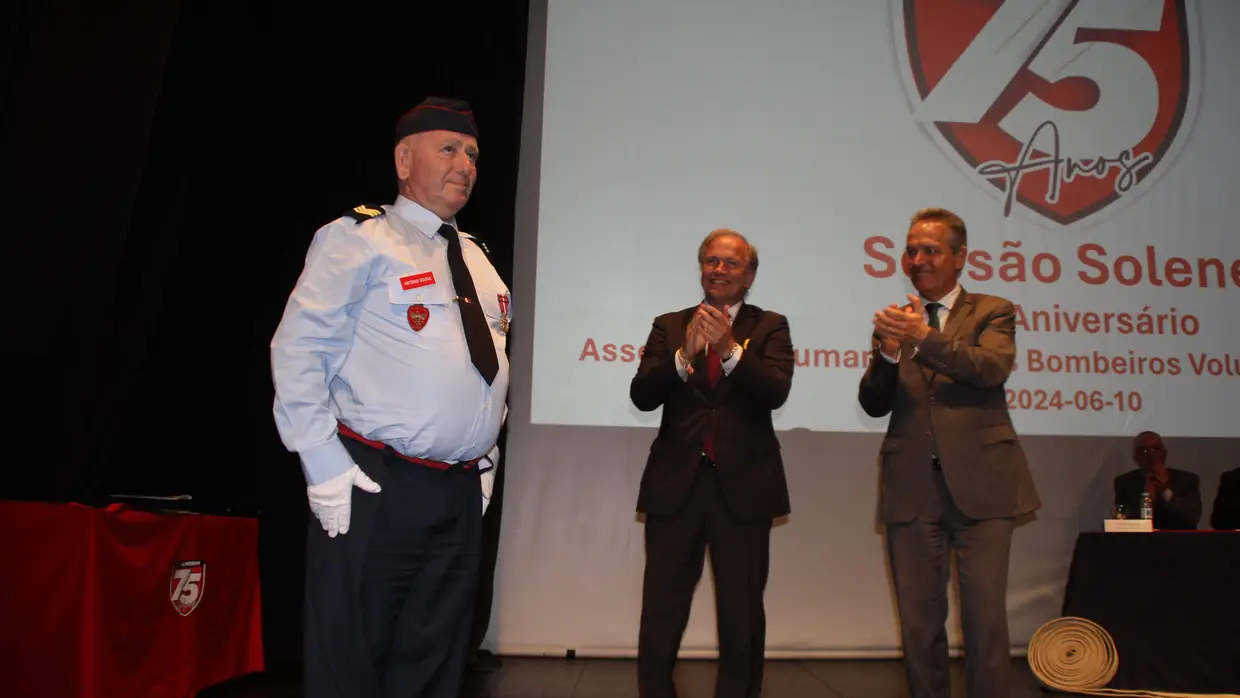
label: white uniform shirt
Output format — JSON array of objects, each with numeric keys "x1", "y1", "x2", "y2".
[{"x1": 271, "y1": 196, "x2": 510, "y2": 485}]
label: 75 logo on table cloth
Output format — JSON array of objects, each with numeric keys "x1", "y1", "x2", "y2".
[
  {"x1": 170, "y1": 560, "x2": 206, "y2": 616},
  {"x1": 893, "y1": 0, "x2": 1199, "y2": 227}
]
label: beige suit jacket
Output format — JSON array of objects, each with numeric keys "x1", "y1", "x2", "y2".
[{"x1": 858, "y1": 288, "x2": 1041, "y2": 523}]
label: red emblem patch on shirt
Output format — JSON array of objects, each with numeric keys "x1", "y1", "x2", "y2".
[
  {"x1": 408, "y1": 305, "x2": 430, "y2": 331},
  {"x1": 400, "y1": 272, "x2": 435, "y2": 290}
]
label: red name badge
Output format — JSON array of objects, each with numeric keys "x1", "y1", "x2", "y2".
[
  {"x1": 400, "y1": 272, "x2": 435, "y2": 291},
  {"x1": 408, "y1": 305, "x2": 429, "y2": 331}
]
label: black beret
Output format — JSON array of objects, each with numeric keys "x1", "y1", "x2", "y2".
[{"x1": 394, "y1": 97, "x2": 478, "y2": 143}]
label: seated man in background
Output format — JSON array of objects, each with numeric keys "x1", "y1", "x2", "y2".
[
  {"x1": 1114, "y1": 431, "x2": 1201, "y2": 530},
  {"x1": 1209, "y1": 466, "x2": 1240, "y2": 530}
]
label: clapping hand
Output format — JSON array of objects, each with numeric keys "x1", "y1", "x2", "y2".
[
  {"x1": 873, "y1": 294, "x2": 931, "y2": 347},
  {"x1": 694, "y1": 304, "x2": 735, "y2": 355},
  {"x1": 683, "y1": 310, "x2": 708, "y2": 357}
]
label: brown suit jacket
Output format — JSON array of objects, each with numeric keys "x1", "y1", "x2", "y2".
[
  {"x1": 858, "y1": 289, "x2": 1040, "y2": 523},
  {"x1": 630, "y1": 303, "x2": 794, "y2": 521}
]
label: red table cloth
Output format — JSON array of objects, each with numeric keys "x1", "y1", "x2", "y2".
[{"x1": 0, "y1": 500, "x2": 264, "y2": 697}]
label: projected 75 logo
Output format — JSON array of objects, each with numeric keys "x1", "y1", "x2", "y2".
[{"x1": 893, "y1": 0, "x2": 1199, "y2": 227}]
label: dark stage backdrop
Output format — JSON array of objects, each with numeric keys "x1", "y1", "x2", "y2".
[{"x1": 4, "y1": 0, "x2": 528, "y2": 672}]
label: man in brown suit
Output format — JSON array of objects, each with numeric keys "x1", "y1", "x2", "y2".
[
  {"x1": 631, "y1": 229, "x2": 794, "y2": 698},
  {"x1": 858, "y1": 208, "x2": 1040, "y2": 698}
]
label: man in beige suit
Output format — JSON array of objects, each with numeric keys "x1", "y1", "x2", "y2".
[{"x1": 858, "y1": 208, "x2": 1040, "y2": 698}]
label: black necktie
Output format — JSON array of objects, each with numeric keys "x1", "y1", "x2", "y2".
[
  {"x1": 440, "y1": 223, "x2": 499, "y2": 385},
  {"x1": 925, "y1": 302, "x2": 942, "y2": 331}
]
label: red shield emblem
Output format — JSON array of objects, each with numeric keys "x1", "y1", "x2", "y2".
[
  {"x1": 893, "y1": 0, "x2": 1199, "y2": 227},
  {"x1": 408, "y1": 304, "x2": 429, "y2": 331},
  {"x1": 170, "y1": 560, "x2": 205, "y2": 617}
]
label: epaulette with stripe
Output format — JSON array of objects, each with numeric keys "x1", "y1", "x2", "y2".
[
  {"x1": 342, "y1": 203, "x2": 386, "y2": 224},
  {"x1": 460, "y1": 231, "x2": 490, "y2": 255}
]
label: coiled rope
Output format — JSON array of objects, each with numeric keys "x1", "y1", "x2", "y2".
[{"x1": 1027, "y1": 617, "x2": 1239, "y2": 697}]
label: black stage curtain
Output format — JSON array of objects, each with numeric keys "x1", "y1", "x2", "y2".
[{"x1": 4, "y1": 0, "x2": 528, "y2": 674}]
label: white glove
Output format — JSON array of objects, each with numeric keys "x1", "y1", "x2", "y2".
[
  {"x1": 307, "y1": 465, "x2": 381, "y2": 537},
  {"x1": 480, "y1": 446, "x2": 499, "y2": 516}
]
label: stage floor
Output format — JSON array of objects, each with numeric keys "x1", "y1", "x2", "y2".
[
  {"x1": 202, "y1": 656, "x2": 1053, "y2": 697},
  {"x1": 462, "y1": 657, "x2": 1052, "y2": 698}
]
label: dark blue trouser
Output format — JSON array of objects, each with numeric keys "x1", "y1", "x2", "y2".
[{"x1": 304, "y1": 438, "x2": 481, "y2": 698}]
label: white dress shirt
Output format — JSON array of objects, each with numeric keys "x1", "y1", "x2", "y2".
[{"x1": 270, "y1": 196, "x2": 510, "y2": 485}]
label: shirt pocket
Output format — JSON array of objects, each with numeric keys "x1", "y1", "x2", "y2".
[{"x1": 385, "y1": 276, "x2": 453, "y2": 335}]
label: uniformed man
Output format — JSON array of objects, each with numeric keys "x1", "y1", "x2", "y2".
[{"x1": 270, "y1": 96, "x2": 510, "y2": 698}]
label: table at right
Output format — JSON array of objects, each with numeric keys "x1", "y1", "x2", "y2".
[{"x1": 1061, "y1": 531, "x2": 1240, "y2": 693}]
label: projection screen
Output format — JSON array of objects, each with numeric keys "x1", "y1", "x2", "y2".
[{"x1": 490, "y1": 0, "x2": 1240, "y2": 658}]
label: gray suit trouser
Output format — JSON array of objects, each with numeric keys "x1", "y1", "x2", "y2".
[{"x1": 886, "y1": 469, "x2": 1014, "y2": 698}]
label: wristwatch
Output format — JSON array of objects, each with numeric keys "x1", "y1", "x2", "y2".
[{"x1": 721, "y1": 342, "x2": 739, "y2": 362}]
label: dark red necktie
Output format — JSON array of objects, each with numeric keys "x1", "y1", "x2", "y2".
[
  {"x1": 707, "y1": 344, "x2": 722, "y2": 388},
  {"x1": 704, "y1": 345, "x2": 722, "y2": 460}
]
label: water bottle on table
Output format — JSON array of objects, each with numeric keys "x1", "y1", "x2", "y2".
[{"x1": 1139, "y1": 491, "x2": 1153, "y2": 522}]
